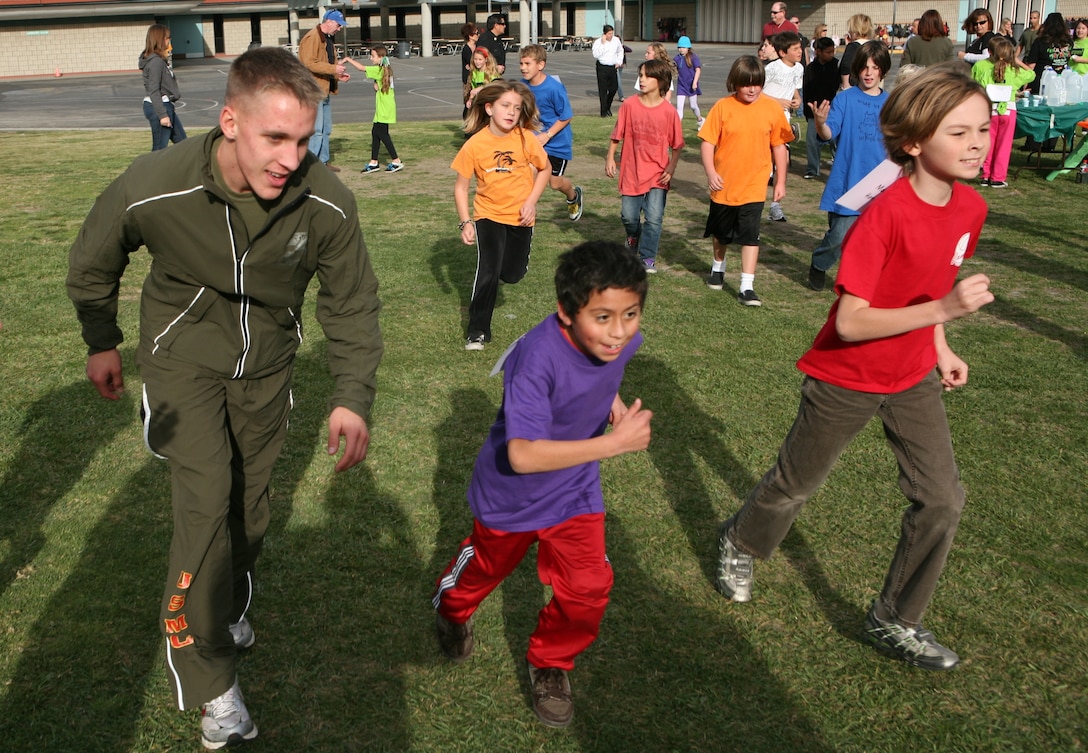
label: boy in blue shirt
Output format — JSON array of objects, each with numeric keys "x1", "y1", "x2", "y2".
[
  {"x1": 432, "y1": 241, "x2": 651, "y2": 728},
  {"x1": 520, "y1": 44, "x2": 584, "y2": 221},
  {"x1": 807, "y1": 41, "x2": 891, "y2": 290}
]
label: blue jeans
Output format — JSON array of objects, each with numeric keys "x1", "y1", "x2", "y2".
[
  {"x1": 621, "y1": 189, "x2": 667, "y2": 262},
  {"x1": 308, "y1": 95, "x2": 332, "y2": 163},
  {"x1": 810, "y1": 212, "x2": 858, "y2": 273},
  {"x1": 726, "y1": 373, "x2": 965, "y2": 627},
  {"x1": 143, "y1": 100, "x2": 186, "y2": 151},
  {"x1": 804, "y1": 118, "x2": 834, "y2": 175}
]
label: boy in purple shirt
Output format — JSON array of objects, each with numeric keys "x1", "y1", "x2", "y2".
[{"x1": 432, "y1": 241, "x2": 651, "y2": 728}]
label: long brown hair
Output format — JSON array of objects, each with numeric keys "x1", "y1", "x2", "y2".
[
  {"x1": 463, "y1": 80, "x2": 540, "y2": 135},
  {"x1": 142, "y1": 24, "x2": 170, "y2": 61},
  {"x1": 369, "y1": 44, "x2": 393, "y2": 94}
]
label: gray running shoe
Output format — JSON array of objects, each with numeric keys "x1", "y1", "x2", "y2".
[
  {"x1": 435, "y1": 613, "x2": 474, "y2": 663},
  {"x1": 864, "y1": 604, "x2": 960, "y2": 671},
  {"x1": 201, "y1": 678, "x2": 258, "y2": 750},
  {"x1": 715, "y1": 522, "x2": 754, "y2": 602},
  {"x1": 528, "y1": 662, "x2": 573, "y2": 728},
  {"x1": 229, "y1": 617, "x2": 255, "y2": 650}
]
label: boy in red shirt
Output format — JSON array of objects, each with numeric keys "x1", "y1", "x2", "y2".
[
  {"x1": 715, "y1": 64, "x2": 995, "y2": 671},
  {"x1": 605, "y1": 59, "x2": 684, "y2": 274}
]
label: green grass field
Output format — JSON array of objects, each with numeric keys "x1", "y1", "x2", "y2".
[{"x1": 0, "y1": 118, "x2": 1085, "y2": 752}]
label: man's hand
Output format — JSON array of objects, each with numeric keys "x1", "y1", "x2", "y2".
[
  {"x1": 87, "y1": 349, "x2": 124, "y2": 400},
  {"x1": 327, "y1": 406, "x2": 370, "y2": 472}
]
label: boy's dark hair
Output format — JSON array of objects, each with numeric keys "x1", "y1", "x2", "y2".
[
  {"x1": 851, "y1": 39, "x2": 892, "y2": 79},
  {"x1": 638, "y1": 58, "x2": 673, "y2": 96},
  {"x1": 555, "y1": 242, "x2": 648, "y2": 319},
  {"x1": 813, "y1": 36, "x2": 836, "y2": 52},
  {"x1": 727, "y1": 55, "x2": 765, "y2": 92},
  {"x1": 603, "y1": 24, "x2": 614, "y2": 34},
  {"x1": 772, "y1": 31, "x2": 802, "y2": 54}
]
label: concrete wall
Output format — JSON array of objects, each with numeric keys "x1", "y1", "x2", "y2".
[{"x1": 1, "y1": 20, "x2": 150, "y2": 77}]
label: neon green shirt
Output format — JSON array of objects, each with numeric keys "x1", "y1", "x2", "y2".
[{"x1": 365, "y1": 65, "x2": 396, "y2": 124}]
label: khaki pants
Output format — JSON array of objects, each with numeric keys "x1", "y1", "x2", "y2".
[
  {"x1": 727, "y1": 373, "x2": 965, "y2": 627},
  {"x1": 141, "y1": 354, "x2": 293, "y2": 710}
]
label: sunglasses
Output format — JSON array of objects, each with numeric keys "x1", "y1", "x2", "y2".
[{"x1": 973, "y1": 20, "x2": 988, "y2": 27}]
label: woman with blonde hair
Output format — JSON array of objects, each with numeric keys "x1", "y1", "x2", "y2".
[
  {"x1": 901, "y1": 9, "x2": 955, "y2": 67},
  {"x1": 810, "y1": 23, "x2": 830, "y2": 58},
  {"x1": 839, "y1": 14, "x2": 876, "y2": 88},
  {"x1": 139, "y1": 23, "x2": 186, "y2": 151}
]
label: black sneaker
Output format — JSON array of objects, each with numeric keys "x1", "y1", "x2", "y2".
[
  {"x1": 808, "y1": 265, "x2": 826, "y2": 291},
  {"x1": 737, "y1": 289, "x2": 762, "y2": 307},
  {"x1": 706, "y1": 270, "x2": 725, "y2": 290},
  {"x1": 863, "y1": 604, "x2": 960, "y2": 671},
  {"x1": 979, "y1": 177, "x2": 990, "y2": 186},
  {"x1": 465, "y1": 334, "x2": 486, "y2": 351},
  {"x1": 528, "y1": 662, "x2": 573, "y2": 728},
  {"x1": 803, "y1": 170, "x2": 818, "y2": 179},
  {"x1": 989, "y1": 180, "x2": 1008, "y2": 188},
  {"x1": 435, "y1": 613, "x2": 474, "y2": 663}
]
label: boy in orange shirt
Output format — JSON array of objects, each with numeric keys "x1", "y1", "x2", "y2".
[{"x1": 699, "y1": 56, "x2": 794, "y2": 306}]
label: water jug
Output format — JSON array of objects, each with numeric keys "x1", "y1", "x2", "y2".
[
  {"x1": 1065, "y1": 69, "x2": 1083, "y2": 105},
  {"x1": 1039, "y1": 66, "x2": 1059, "y2": 105}
]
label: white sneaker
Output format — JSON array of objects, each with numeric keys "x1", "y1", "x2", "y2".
[
  {"x1": 229, "y1": 617, "x2": 255, "y2": 650},
  {"x1": 201, "y1": 678, "x2": 258, "y2": 749}
]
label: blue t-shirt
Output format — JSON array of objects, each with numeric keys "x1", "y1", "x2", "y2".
[
  {"x1": 524, "y1": 74, "x2": 574, "y2": 161},
  {"x1": 468, "y1": 313, "x2": 642, "y2": 532},
  {"x1": 818, "y1": 86, "x2": 889, "y2": 216}
]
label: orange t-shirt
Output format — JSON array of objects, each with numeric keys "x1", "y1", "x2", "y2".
[
  {"x1": 698, "y1": 94, "x2": 795, "y2": 206},
  {"x1": 450, "y1": 126, "x2": 549, "y2": 226}
]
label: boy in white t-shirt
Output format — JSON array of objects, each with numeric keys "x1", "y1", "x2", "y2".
[{"x1": 762, "y1": 31, "x2": 804, "y2": 222}]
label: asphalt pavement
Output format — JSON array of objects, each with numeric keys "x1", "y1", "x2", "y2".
[{"x1": 0, "y1": 44, "x2": 755, "y2": 130}]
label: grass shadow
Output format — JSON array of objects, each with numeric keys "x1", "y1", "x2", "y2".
[
  {"x1": 0, "y1": 381, "x2": 134, "y2": 601},
  {"x1": 0, "y1": 458, "x2": 171, "y2": 751}
]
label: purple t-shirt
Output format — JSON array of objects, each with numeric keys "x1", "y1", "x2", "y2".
[
  {"x1": 468, "y1": 313, "x2": 643, "y2": 532},
  {"x1": 674, "y1": 52, "x2": 703, "y2": 96}
]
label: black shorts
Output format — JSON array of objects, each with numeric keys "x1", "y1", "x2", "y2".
[
  {"x1": 704, "y1": 201, "x2": 763, "y2": 246},
  {"x1": 548, "y1": 155, "x2": 569, "y2": 177}
]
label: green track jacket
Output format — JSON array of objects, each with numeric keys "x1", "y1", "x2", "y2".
[{"x1": 67, "y1": 128, "x2": 383, "y2": 420}]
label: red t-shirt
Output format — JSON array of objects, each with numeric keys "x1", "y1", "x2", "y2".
[
  {"x1": 762, "y1": 19, "x2": 799, "y2": 40},
  {"x1": 797, "y1": 178, "x2": 988, "y2": 393},
  {"x1": 610, "y1": 96, "x2": 685, "y2": 196}
]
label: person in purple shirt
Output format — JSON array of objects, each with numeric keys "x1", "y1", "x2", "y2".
[{"x1": 432, "y1": 241, "x2": 651, "y2": 729}]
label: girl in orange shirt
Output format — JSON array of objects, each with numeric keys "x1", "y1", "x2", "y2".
[{"x1": 452, "y1": 81, "x2": 550, "y2": 351}]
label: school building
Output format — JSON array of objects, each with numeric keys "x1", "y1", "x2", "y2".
[{"x1": 2, "y1": 0, "x2": 1086, "y2": 79}]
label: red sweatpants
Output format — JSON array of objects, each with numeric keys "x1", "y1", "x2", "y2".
[{"x1": 433, "y1": 513, "x2": 612, "y2": 671}]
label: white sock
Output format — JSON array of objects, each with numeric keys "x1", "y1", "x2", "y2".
[
  {"x1": 740, "y1": 273, "x2": 755, "y2": 292},
  {"x1": 712, "y1": 259, "x2": 725, "y2": 273}
]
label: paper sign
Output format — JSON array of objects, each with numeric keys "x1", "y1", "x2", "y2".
[{"x1": 836, "y1": 159, "x2": 904, "y2": 212}]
